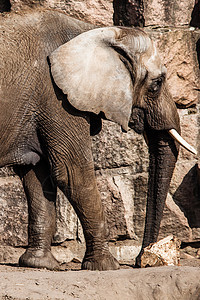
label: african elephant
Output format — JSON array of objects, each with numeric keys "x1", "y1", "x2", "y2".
[{"x1": 0, "y1": 9, "x2": 196, "y2": 270}]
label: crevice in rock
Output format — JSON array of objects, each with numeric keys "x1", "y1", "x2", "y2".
[
  {"x1": 94, "y1": 164, "x2": 131, "y2": 172},
  {"x1": 196, "y1": 38, "x2": 200, "y2": 70},
  {"x1": 0, "y1": 0, "x2": 11, "y2": 12},
  {"x1": 190, "y1": 0, "x2": 200, "y2": 28},
  {"x1": 181, "y1": 241, "x2": 200, "y2": 249},
  {"x1": 113, "y1": 0, "x2": 144, "y2": 27}
]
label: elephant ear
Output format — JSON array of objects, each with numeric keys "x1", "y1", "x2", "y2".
[{"x1": 49, "y1": 27, "x2": 134, "y2": 131}]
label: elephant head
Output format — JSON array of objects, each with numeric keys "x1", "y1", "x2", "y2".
[{"x1": 49, "y1": 27, "x2": 196, "y2": 265}]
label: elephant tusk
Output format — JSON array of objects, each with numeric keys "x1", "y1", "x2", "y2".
[
  {"x1": 143, "y1": 131, "x2": 149, "y2": 146},
  {"x1": 169, "y1": 129, "x2": 197, "y2": 156}
]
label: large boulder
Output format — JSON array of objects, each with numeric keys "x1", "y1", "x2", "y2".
[
  {"x1": 149, "y1": 28, "x2": 200, "y2": 108},
  {"x1": 0, "y1": 177, "x2": 28, "y2": 246},
  {"x1": 144, "y1": 0, "x2": 194, "y2": 27},
  {"x1": 10, "y1": 0, "x2": 113, "y2": 26}
]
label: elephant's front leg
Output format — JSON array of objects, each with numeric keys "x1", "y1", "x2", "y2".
[
  {"x1": 16, "y1": 160, "x2": 59, "y2": 270},
  {"x1": 61, "y1": 162, "x2": 119, "y2": 271}
]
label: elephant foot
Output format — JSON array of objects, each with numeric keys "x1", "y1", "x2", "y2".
[
  {"x1": 82, "y1": 251, "x2": 120, "y2": 271},
  {"x1": 19, "y1": 249, "x2": 60, "y2": 270}
]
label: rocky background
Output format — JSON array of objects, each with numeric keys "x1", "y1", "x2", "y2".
[{"x1": 0, "y1": 0, "x2": 200, "y2": 264}]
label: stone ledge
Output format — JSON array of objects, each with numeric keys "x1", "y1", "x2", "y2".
[{"x1": 0, "y1": 240, "x2": 141, "y2": 265}]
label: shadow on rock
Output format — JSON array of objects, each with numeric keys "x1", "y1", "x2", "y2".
[
  {"x1": 190, "y1": 0, "x2": 200, "y2": 28},
  {"x1": 173, "y1": 164, "x2": 200, "y2": 228},
  {"x1": 0, "y1": 0, "x2": 11, "y2": 12},
  {"x1": 196, "y1": 38, "x2": 200, "y2": 70}
]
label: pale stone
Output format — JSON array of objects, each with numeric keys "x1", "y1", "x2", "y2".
[
  {"x1": 95, "y1": 165, "x2": 148, "y2": 241},
  {"x1": 144, "y1": 0, "x2": 194, "y2": 27},
  {"x1": 197, "y1": 248, "x2": 200, "y2": 258},
  {"x1": 109, "y1": 241, "x2": 141, "y2": 263},
  {"x1": 10, "y1": 0, "x2": 113, "y2": 26},
  {"x1": 53, "y1": 190, "x2": 78, "y2": 243},
  {"x1": 96, "y1": 169, "x2": 131, "y2": 240},
  {"x1": 170, "y1": 160, "x2": 197, "y2": 196},
  {"x1": 141, "y1": 235, "x2": 181, "y2": 268},
  {"x1": 47, "y1": 0, "x2": 114, "y2": 26},
  {"x1": 178, "y1": 112, "x2": 199, "y2": 161},
  {"x1": 92, "y1": 120, "x2": 149, "y2": 173},
  {"x1": 52, "y1": 241, "x2": 85, "y2": 264},
  {"x1": 159, "y1": 194, "x2": 193, "y2": 242},
  {"x1": 148, "y1": 28, "x2": 200, "y2": 108},
  {"x1": 0, "y1": 178, "x2": 28, "y2": 246},
  {"x1": 0, "y1": 245, "x2": 24, "y2": 264},
  {"x1": 191, "y1": 228, "x2": 200, "y2": 241},
  {"x1": 113, "y1": 175, "x2": 136, "y2": 239}
]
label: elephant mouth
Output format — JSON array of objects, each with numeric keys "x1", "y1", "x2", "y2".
[
  {"x1": 128, "y1": 108, "x2": 197, "y2": 156},
  {"x1": 143, "y1": 128, "x2": 197, "y2": 156}
]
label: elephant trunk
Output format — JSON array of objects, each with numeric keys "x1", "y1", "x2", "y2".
[{"x1": 136, "y1": 129, "x2": 178, "y2": 266}]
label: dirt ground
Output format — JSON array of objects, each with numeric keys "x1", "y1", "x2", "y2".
[{"x1": 0, "y1": 257, "x2": 200, "y2": 300}]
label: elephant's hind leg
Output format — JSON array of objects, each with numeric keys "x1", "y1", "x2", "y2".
[{"x1": 16, "y1": 160, "x2": 59, "y2": 270}]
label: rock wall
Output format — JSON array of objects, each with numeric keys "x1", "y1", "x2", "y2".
[{"x1": 0, "y1": 0, "x2": 200, "y2": 264}]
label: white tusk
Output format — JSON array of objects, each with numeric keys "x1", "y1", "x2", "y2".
[{"x1": 169, "y1": 129, "x2": 197, "y2": 156}]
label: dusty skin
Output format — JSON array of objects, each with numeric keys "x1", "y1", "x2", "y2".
[{"x1": 0, "y1": 258, "x2": 200, "y2": 300}]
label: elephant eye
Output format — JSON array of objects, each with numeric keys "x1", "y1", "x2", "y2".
[{"x1": 148, "y1": 75, "x2": 165, "y2": 94}]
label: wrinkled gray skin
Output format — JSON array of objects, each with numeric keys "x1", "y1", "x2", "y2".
[{"x1": 0, "y1": 9, "x2": 179, "y2": 270}]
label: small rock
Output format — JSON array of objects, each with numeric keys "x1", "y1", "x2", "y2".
[
  {"x1": 183, "y1": 246, "x2": 198, "y2": 257},
  {"x1": 196, "y1": 248, "x2": 200, "y2": 258},
  {"x1": 180, "y1": 252, "x2": 195, "y2": 260},
  {"x1": 141, "y1": 235, "x2": 181, "y2": 267}
]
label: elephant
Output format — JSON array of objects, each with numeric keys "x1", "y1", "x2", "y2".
[{"x1": 0, "y1": 9, "x2": 196, "y2": 271}]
